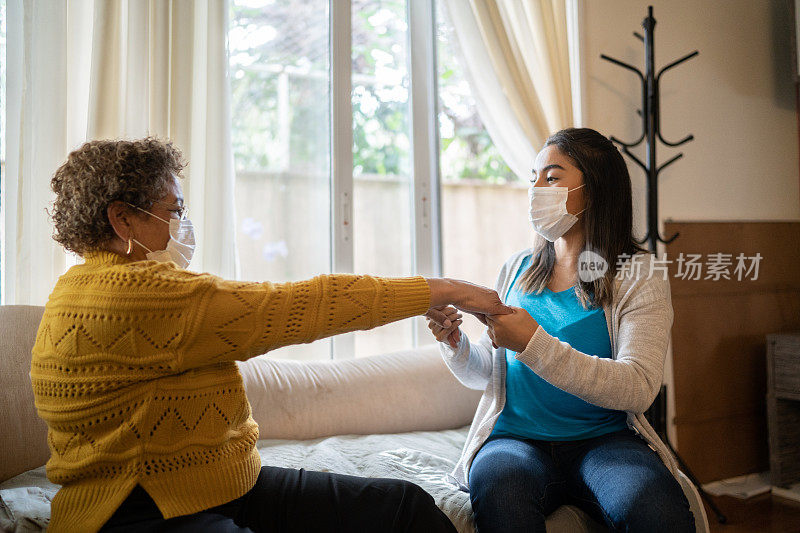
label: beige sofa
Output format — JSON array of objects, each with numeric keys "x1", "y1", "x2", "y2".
[{"x1": 0, "y1": 304, "x2": 708, "y2": 532}]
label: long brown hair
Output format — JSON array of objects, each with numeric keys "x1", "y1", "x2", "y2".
[{"x1": 517, "y1": 128, "x2": 647, "y2": 309}]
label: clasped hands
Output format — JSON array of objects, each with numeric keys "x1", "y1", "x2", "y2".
[{"x1": 425, "y1": 280, "x2": 539, "y2": 351}]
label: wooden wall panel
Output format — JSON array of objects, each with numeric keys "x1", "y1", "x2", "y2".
[{"x1": 665, "y1": 221, "x2": 800, "y2": 483}]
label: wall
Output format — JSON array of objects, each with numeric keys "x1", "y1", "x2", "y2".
[
  {"x1": 580, "y1": 0, "x2": 799, "y2": 227},
  {"x1": 665, "y1": 220, "x2": 800, "y2": 483},
  {"x1": 578, "y1": 0, "x2": 800, "y2": 477}
]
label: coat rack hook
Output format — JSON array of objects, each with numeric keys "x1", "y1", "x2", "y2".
[
  {"x1": 610, "y1": 133, "x2": 645, "y2": 148},
  {"x1": 656, "y1": 50, "x2": 699, "y2": 81},
  {"x1": 657, "y1": 132, "x2": 694, "y2": 148},
  {"x1": 620, "y1": 145, "x2": 648, "y2": 173},
  {"x1": 600, "y1": 54, "x2": 645, "y2": 82},
  {"x1": 656, "y1": 152, "x2": 684, "y2": 175},
  {"x1": 657, "y1": 230, "x2": 680, "y2": 245}
]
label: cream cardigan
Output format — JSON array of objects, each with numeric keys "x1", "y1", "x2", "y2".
[{"x1": 440, "y1": 249, "x2": 679, "y2": 489}]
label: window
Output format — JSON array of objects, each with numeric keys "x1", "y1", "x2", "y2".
[
  {"x1": 351, "y1": 0, "x2": 415, "y2": 356},
  {"x1": 0, "y1": 0, "x2": 6, "y2": 300},
  {"x1": 230, "y1": 0, "x2": 332, "y2": 360},
  {"x1": 436, "y1": 2, "x2": 531, "y2": 341},
  {"x1": 229, "y1": 0, "x2": 526, "y2": 358},
  {"x1": 0, "y1": 0, "x2": 5, "y2": 161}
]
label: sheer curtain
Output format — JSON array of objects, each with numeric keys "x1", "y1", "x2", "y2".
[
  {"x1": 4, "y1": 1, "x2": 94, "y2": 305},
  {"x1": 442, "y1": 0, "x2": 573, "y2": 180},
  {"x1": 88, "y1": 1, "x2": 237, "y2": 279},
  {"x1": 4, "y1": 0, "x2": 236, "y2": 305}
]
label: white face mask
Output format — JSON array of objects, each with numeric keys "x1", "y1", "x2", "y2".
[
  {"x1": 528, "y1": 184, "x2": 586, "y2": 242},
  {"x1": 129, "y1": 205, "x2": 196, "y2": 269}
]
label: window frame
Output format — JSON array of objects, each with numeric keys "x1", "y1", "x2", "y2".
[{"x1": 328, "y1": 0, "x2": 442, "y2": 358}]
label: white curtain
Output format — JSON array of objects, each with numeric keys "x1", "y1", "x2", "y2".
[
  {"x1": 443, "y1": 0, "x2": 573, "y2": 180},
  {"x1": 4, "y1": 1, "x2": 94, "y2": 305},
  {"x1": 4, "y1": 0, "x2": 237, "y2": 305}
]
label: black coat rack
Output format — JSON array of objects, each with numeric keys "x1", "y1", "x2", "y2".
[
  {"x1": 601, "y1": 6, "x2": 727, "y2": 525},
  {"x1": 601, "y1": 5, "x2": 696, "y2": 251}
]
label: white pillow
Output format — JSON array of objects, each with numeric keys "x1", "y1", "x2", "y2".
[{"x1": 238, "y1": 345, "x2": 482, "y2": 440}]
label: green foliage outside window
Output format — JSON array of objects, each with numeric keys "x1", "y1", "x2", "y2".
[{"x1": 229, "y1": 0, "x2": 517, "y2": 183}]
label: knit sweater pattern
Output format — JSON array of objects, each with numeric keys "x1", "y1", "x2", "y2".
[{"x1": 31, "y1": 251, "x2": 430, "y2": 532}]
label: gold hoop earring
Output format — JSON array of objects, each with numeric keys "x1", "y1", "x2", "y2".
[{"x1": 126, "y1": 238, "x2": 133, "y2": 255}]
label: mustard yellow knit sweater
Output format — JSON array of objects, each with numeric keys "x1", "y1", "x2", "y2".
[{"x1": 30, "y1": 250, "x2": 431, "y2": 533}]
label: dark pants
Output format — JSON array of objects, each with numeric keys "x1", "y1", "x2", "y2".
[
  {"x1": 101, "y1": 466, "x2": 457, "y2": 532},
  {"x1": 468, "y1": 429, "x2": 695, "y2": 533}
]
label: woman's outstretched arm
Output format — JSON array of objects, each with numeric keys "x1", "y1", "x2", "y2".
[{"x1": 166, "y1": 269, "x2": 510, "y2": 370}]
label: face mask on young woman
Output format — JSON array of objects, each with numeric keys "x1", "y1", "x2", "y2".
[
  {"x1": 128, "y1": 205, "x2": 196, "y2": 268},
  {"x1": 527, "y1": 183, "x2": 586, "y2": 242}
]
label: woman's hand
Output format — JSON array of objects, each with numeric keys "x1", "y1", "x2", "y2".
[
  {"x1": 486, "y1": 306, "x2": 540, "y2": 352},
  {"x1": 425, "y1": 306, "x2": 462, "y2": 349},
  {"x1": 426, "y1": 278, "x2": 513, "y2": 323}
]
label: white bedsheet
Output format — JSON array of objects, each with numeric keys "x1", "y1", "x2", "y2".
[
  {"x1": 255, "y1": 428, "x2": 474, "y2": 532},
  {"x1": 0, "y1": 427, "x2": 475, "y2": 533}
]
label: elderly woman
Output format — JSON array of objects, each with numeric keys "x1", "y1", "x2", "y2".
[{"x1": 32, "y1": 138, "x2": 510, "y2": 533}]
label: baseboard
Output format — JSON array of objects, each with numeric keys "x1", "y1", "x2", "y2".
[
  {"x1": 772, "y1": 483, "x2": 800, "y2": 503},
  {"x1": 702, "y1": 472, "x2": 771, "y2": 499},
  {"x1": 702, "y1": 471, "x2": 800, "y2": 502}
]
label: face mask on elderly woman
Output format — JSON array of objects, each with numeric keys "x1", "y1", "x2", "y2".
[{"x1": 128, "y1": 204, "x2": 196, "y2": 268}]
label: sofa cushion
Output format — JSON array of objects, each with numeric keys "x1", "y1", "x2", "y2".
[
  {"x1": 0, "y1": 306, "x2": 48, "y2": 483},
  {"x1": 238, "y1": 344, "x2": 483, "y2": 440}
]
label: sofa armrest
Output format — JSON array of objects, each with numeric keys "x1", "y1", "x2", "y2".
[
  {"x1": 0, "y1": 305, "x2": 49, "y2": 484},
  {"x1": 238, "y1": 344, "x2": 482, "y2": 440}
]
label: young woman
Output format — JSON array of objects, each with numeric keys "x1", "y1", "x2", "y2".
[
  {"x1": 33, "y1": 137, "x2": 511, "y2": 533},
  {"x1": 426, "y1": 128, "x2": 696, "y2": 532}
]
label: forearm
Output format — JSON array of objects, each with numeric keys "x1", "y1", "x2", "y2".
[
  {"x1": 426, "y1": 277, "x2": 460, "y2": 308},
  {"x1": 539, "y1": 291, "x2": 672, "y2": 413},
  {"x1": 258, "y1": 275, "x2": 431, "y2": 350},
  {"x1": 517, "y1": 324, "x2": 667, "y2": 413},
  {"x1": 439, "y1": 329, "x2": 494, "y2": 390},
  {"x1": 425, "y1": 277, "x2": 511, "y2": 320},
  {"x1": 179, "y1": 274, "x2": 430, "y2": 368}
]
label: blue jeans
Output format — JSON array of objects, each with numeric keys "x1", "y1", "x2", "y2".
[{"x1": 468, "y1": 429, "x2": 695, "y2": 533}]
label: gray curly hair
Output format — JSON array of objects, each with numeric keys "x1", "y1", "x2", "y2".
[{"x1": 50, "y1": 137, "x2": 186, "y2": 254}]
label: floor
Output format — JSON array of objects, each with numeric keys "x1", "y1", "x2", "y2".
[{"x1": 704, "y1": 494, "x2": 800, "y2": 532}]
